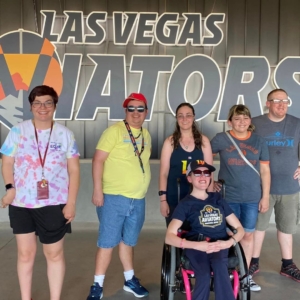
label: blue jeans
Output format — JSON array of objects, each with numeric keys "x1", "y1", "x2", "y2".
[
  {"x1": 228, "y1": 202, "x2": 259, "y2": 232},
  {"x1": 96, "y1": 194, "x2": 145, "y2": 248}
]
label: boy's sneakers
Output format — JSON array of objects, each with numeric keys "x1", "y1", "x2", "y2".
[
  {"x1": 249, "y1": 262, "x2": 260, "y2": 276},
  {"x1": 86, "y1": 282, "x2": 103, "y2": 300},
  {"x1": 280, "y1": 263, "x2": 300, "y2": 282},
  {"x1": 123, "y1": 275, "x2": 149, "y2": 298},
  {"x1": 248, "y1": 275, "x2": 261, "y2": 291}
]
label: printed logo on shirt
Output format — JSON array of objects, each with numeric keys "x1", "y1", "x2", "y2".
[
  {"x1": 265, "y1": 132, "x2": 294, "y2": 147},
  {"x1": 199, "y1": 205, "x2": 222, "y2": 228},
  {"x1": 123, "y1": 134, "x2": 146, "y2": 145},
  {"x1": 50, "y1": 142, "x2": 62, "y2": 151}
]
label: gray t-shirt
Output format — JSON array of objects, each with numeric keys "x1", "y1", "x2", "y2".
[
  {"x1": 252, "y1": 114, "x2": 300, "y2": 195},
  {"x1": 211, "y1": 131, "x2": 269, "y2": 203}
]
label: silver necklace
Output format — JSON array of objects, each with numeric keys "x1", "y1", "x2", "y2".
[{"x1": 180, "y1": 139, "x2": 190, "y2": 150}]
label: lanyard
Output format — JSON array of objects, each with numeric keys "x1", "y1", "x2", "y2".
[
  {"x1": 33, "y1": 121, "x2": 53, "y2": 179},
  {"x1": 123, "y1": 120, "x2": 145, "y2": 174}
]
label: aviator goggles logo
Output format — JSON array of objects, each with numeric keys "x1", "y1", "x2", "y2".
[{"x1": 0, "y1": 29, "x2": 63, "y2": 129}]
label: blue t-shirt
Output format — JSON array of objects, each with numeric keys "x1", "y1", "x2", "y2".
[
  {"x1": 211, "y1": 131, "x2": 269, "y2": 203},
  {"x1": 167, "y1": 145, "x2": 203, "y2": 206},
  {"x1": 172, "y1": 193, "x2": 233, "y2": 240}
]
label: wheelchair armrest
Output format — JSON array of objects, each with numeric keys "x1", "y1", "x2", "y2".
[{"x1": 226, "y1": 223, "x2": 237, "y2": 234}]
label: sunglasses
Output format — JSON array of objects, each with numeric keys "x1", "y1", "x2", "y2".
[
  {"x1": 127, "y1": 105, "x2": 146, "y2": 112},
  {"x1": 192, "y1": 170, "x2": 211, "y2": 177}
]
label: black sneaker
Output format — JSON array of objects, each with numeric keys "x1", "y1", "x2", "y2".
[
  {"x1": 86, "y1": 282, "x2": 103, "y2": 299},
  {"x1": 280, "y1": 263, "x2": 300, "y2": 282},
  {"x1": 249, "y1": 262, "x2": 260, "y2": 276},
  {"x1": 123, "y1": 276, "x2": 149, "y2": 298}
]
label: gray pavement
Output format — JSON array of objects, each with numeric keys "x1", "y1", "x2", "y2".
[{"x1": 0, "y1": 223, "x2": 300, "y2": 300}]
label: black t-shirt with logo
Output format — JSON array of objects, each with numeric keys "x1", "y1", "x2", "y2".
[{"x1": 172, "y1": 193, "x2": 233, "y2": 241}]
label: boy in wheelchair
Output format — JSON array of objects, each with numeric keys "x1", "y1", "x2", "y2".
[{"x1": 165, "y1": 160, "x2": 245, "y2": 300}]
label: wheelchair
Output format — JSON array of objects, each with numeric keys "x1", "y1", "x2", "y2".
[{"x1": 160, "y1": 233, "x2": 251, "y2": 300}]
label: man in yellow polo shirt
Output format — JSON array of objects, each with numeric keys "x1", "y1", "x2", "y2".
[{"x1": 86, "y1": 93, "x2": 151, "y2": 300}]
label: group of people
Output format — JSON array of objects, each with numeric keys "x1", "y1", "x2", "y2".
[
  {"x1": 0, "y1": 85, "x2": 299, "y2": 300},
  {"x1": 164, "y1": 88, "x2": 300, "y2": 299}
]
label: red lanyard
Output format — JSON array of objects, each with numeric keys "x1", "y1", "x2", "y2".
[{"x1": 33, "y1": 121, "x2": 53, "y2": 178}]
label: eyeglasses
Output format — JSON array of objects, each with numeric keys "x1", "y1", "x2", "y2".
[
  {"x1": 127, "y1": 106, "x2": 146, "y2": 112},
  {"x1": 192, "y1": 170, "x2": 211, "y2": 177},
  {"x1": 268, "y1": 99, "x2": 290, "y2": 104},
  {"x1": 32, "y1": 101, "x2": 54, "y2": 108},
  {"x1": 177, "y1": 114, "x2": 194, "y2": 120}
]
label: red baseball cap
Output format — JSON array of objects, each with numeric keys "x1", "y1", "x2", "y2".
[{"x1": 123, "y1": 93, "x2": 148, "y2": 108}]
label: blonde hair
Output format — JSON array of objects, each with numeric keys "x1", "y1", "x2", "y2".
[{"x1": 227, "y1": 104, "x2": 255, "y2": 132}]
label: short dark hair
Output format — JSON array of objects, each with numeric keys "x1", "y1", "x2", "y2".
[
  {"x1": 267, "y1": 88, "x2": 288, "y2": 100},
  {"x1": 28, "y1": 85, "x2": 58, "y2": 107}
]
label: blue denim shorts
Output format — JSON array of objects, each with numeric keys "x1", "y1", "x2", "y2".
[
  {"x1": 96, "y1": 194, "x2": 145, "y2": 248},
  {"x1": 227, "y1": 202, "x2": 259, "y2": 232}
]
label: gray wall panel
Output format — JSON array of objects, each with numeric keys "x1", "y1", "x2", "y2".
[
  {"x1": 85, "y1": 0, "x2": 107, "y2": 13},
  {"x1": 279, "y1": 0, "x2": 300, "y2": 59},
  {"x1": 0, "y1": 0, "x2": 21, "y2": 33},
  {"x1": 245, "y1": 0, "x2": 260, "y2": 56},
  {"x1": 85, "y1": 112, "x2": 109, "y2": 158},
  {"x1": 201, "y1": 112, "x2": 224, "y2": 141},
  {"x1": 0, "y1": 126, "x2": 9, "y2": 148},
  {"x1": 65, "y1": 0, "x2": 83, "y2": 11},
  {"x1": 0, "y1": 0, "x2": 300, "y2": 158},
  {"x1": 260, "y1": 0, "x2": 279, "y2": 65},
  {"x1": 166, "y1": 0, "x2": 187, "y2": 13},
  {"x1": 66, "y1": 120, "x2": 85, "y2": 157},
  {"x1": 107, "y1": 0, "x2": 127, "y2": 15},
  {"x1": 41, "y1": 0, "x2": 62, "y2": 11},
  {"x1": 227, "y1": 0, "x2": 246, "y2": 57},
  {"x1": 22, "y1": 0, "x2": 39, "y2": 31}
]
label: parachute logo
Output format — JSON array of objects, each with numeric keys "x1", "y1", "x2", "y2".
[{"x1": 0, "y1": 29, "x2": 63, "y2": 129}]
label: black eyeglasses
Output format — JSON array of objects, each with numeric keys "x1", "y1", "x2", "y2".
[
  {"x1": 127, "y1": 106, "x2": 146, "y2": 113},
  {"x1": 192, "y1": 170, "x2": 211, "y2": 177},
  {"x1": 32, "y1": 101, "x2": 54, "y2": 108},
  {"x1": 268, "y1": 99, "x2": 290, "y2": 104}
]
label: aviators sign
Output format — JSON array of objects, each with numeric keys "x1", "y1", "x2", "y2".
[{"x1": 0, "y1": 11, "x2": 300, "y2": 129}]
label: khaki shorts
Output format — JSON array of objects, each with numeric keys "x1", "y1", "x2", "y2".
[{"x1": 256, "y1": 193, "x2": 300, "y2": 234}]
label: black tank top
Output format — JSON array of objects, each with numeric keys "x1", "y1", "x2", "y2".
[{"x1": 166, "y1": 144, "x2": 204, "y2": 206}]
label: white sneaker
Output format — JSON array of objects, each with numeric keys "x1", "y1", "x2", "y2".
[{"x1": 248, "y1": 275, "x2": 261, "y2": 291}]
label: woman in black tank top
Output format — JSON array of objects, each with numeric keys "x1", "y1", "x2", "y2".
[{"x1": 159, "y1": 103, "x2": 214, "y2": 226}]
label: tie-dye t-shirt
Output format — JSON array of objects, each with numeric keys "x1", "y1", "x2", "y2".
[{"x1": 0, "y1": 120, "x2": 80, "y2": 208}]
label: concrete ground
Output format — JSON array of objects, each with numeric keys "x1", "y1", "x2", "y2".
[{"x1": 0, "y1": 223, "x2": 300, "y2": 300}]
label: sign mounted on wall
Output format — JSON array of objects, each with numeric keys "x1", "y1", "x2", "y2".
[{"x1": 0, "y1": 10, "x2": 299, "y2": 130}]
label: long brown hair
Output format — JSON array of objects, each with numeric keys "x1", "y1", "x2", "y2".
[{"x1": 172, "y1": 103, "x2": 203, "y2": 149}]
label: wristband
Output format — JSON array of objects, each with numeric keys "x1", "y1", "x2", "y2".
[
  {"x1": 5, "y1": 183, "x2": 15, "y2": 191},
  {"x1": 158, "y1": 191, "x2": 167, "y2": 196}
]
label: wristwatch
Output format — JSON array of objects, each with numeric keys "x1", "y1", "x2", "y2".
[
  {"x1": 158, "y1": 191, "x2": 167, "y2": 196},
  {"x1": 5, "y1": 183, "x2": 15, "y2": 191}
]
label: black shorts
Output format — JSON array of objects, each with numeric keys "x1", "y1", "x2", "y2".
[{"x1": 9, "y1": 204, "x2": 71, "y2": 244}]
